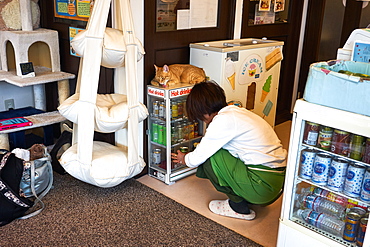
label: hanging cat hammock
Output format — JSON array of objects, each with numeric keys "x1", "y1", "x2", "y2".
[{"x1": 57, "y1": 0, "x2": 148, "y2": 188}]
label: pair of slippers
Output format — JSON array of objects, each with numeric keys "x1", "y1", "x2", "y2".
[{"x1": 209, "y1": 199, "x2": 256, "y2": 220}]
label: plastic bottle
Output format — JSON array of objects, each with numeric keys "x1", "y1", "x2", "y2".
[
  {"x1": 300, "y1": 187, "x2": 348, "y2": 207},
  {"x1": 297, "y1": 209, "x2": 345, "y2": 236},
  {"x1": 296, "y1": 192, "x2": 346, "y2": 219}
]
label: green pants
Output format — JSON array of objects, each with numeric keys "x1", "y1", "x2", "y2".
[{"x1": 196, "y1": 149, "x2": 285, "y2": 205}]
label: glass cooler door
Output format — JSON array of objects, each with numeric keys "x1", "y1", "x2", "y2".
[{"x1": 285, "y1": 100, "x2": 370, "y2": 247}]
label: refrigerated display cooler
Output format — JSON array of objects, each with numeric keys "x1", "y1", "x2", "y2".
[
  {"x1": 190, "y1": 38, "x2": 284, "y2": 126},
  {"x1": 147, "y1": 83, "x2": 204, "y2": 185},
  {"x1": 277, "y1": 99, "x2": 370, "y2": 247}
]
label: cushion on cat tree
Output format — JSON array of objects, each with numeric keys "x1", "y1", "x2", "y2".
[
  {"x1": 0, "y1": 0, "x2": 40, "y2": 31},
  {"x1": 60, "y1": 141, "x2": 146, "y2": 188},
  {"x1": 71, "y1": 27, "x2": 145, "y2": 68},
  {"x1": 58, "y1": 93, "x2": 149, "y2": 133}
]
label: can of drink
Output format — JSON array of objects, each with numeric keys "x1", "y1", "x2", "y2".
[
  {"x1": 153, "y1": 100, "x2": 159, "y2": 117},
  {"x1": 182, "y1": 122, "x2": 189, "y2": 140},
  {"x1": 349, "y1": 134, "x2": 365, "y2": 161},
  {"x1": 362, "y1": 138, "x2": 370, "y2": 164},
  {"x1": 177, "y1": 100, "x2": 184, "y2": 119},
  {"x1": 344, "y1": 163, "x2": 366, "y2": 198},
  {"x1": 317, "y1": 126, "x2": 333, "y2": 151},
  {"x1": 299, "y1": 148, "x2": 317, "y2": 180},
  {"x1": 162, "y1": 125, "x2": 167, "y2": 146},
  {"x1": 152, "y1": 148, "x2": 161, "y2": 165},
  {"x1": 327, "y1": 158, "x2": 349, "y2": 192},
  {"x1": 158, "y1": 123, "x2": 164, "y2": 145},
  {"x1": 331, "y1": 129, "x2": 351, "y2": 156},
  {"x1": 171, "y1": 126, "x2": 177, "y2": 144},
  {"x1": 188, "y1": 122, "x2": 195, "y2": 139},
  {"x1": 360, "y1": 168, "x2": 370, "y2": 202},
  {"x1": 179, "y1": 146, "x2": 189, "y2": 153},
  {"x1": 152, "y1": 121, "x2": 159, "y2": 143},
  {"x1": 303, "y1": 121, "x2": 319, "y2": 146},
  {"x1": 159, "y1": 101, "x2": 165, "y2": 119},
  {"x1": 356, "y1": 217, "x2": 368, "y2": 247},
  {"x1": 312, "y1": 153, "x2": 332, "y2": 185},
  {"x1": 177, "y1": 127, "x2": 183, "y2": 143},
  {"x1": 343, "y1": 209, "x2": 364, "y2": 242},
  {"x1": 171, "y1": 101, "x2": 178, "y2": 119}
]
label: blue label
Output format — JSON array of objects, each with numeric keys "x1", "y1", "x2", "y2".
[
  {"x1": 347, "y1": 171, "x2": 355, "y2": 180},
  {"x1": 301, "y1": 155, "x2": 306, "y2": 163},
  {"x1": 314, "y1": 163, "x2": 326, "y2": 174},
  {"x1": 363, "y1": 179, "x2": 370, "y2": 192},
  {"x1": 306, "y1": 211, "x2": 320, "y2": 227},
  {"x1": 328, "y1": 166, "x2": 336, "y2": 178}
]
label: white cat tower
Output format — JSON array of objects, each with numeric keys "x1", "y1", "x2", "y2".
[
  {"x1": 57, "y1": 0, "x2": 148, "y2": 187},
  {"x1": 0, "y1": 0, "x2": 74, "y2": 149}
]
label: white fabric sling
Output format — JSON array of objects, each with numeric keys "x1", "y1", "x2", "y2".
[{"x1": 58, "y1": 0, "x2": 148, "y2": 187}]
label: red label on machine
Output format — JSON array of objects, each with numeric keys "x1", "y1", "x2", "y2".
[
  {"x1": 148, "y1": 87, "x2": 165, "y2": 97},
  {"x1": 170, "y1": 87, "x2": 192, "y2": 98}
]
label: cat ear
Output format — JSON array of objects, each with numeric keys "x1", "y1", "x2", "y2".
[
  {"x1": 163, "y1": 65, "x2": 169, "y2": 73},
  {"x1": 154, "y1": 64, "x2": 158, "y2": 71}
]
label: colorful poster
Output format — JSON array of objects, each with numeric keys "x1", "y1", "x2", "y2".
[
  {"x1": 254, "y1": 4, "x2": 275, "y2": 25},
  {"x1": 69, "y1": 27, "x2": 85, "y2": 57},
  {"x1": 54, "y1": 0, "x2": 94, "y2": 21},
  {"x1": 259, "y1": 0, "x2": 271, "y2": 11},
  {"x1": 156, "y1": 0, "x2": 179, "y2": 31},
  {"x1": 274, "y1": 0, "x2": 285, "y2": 12}
]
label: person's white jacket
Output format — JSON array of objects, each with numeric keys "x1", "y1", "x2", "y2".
[{"x1": 185, "y1": 105, "x2": 287, "y2": 168}]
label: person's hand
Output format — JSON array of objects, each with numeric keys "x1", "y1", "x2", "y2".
[{"x1": 171, "y1": 150, "x2": 186, "y2": 165}]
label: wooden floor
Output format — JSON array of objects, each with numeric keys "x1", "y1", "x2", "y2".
[{"x1": 138, "y1": 121, "x2": 292, "y2": 247}]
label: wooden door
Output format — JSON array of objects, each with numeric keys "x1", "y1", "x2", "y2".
[{"x1": 241, "y1": 0, "x2": 305, "y2": 124}]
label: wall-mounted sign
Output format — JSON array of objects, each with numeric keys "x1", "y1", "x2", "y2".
[
  {"x1": 156, "y1": 0, "x2": 218, "y2": 32},
  {"x1": 54, "y1": 0, "x2": 94, "y2": 21},
  {"x1": 69, "y1": 27, "x2": 85, "y2": 57}
]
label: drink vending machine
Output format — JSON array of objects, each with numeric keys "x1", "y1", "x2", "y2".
[
  {"x1": 277, "y1": 99, "x2": 370, "y2": 247},
  {"x1": 147, "y1": 83, "x2": 204, "y2": 185}
]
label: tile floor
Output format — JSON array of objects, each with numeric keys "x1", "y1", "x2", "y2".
[{"x1": 137, "y1": 121, "x2": 292, "y2": 247}]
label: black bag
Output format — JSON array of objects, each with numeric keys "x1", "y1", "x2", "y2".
[
  {"x1": 0, "y1": 151, "x2": 33, "y2": 226},
  {"x1": 0, "y1": 147, "x2": 53, "y2": 227}
]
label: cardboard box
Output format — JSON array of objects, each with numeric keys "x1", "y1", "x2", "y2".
[{"x1": 303, "y1": 60, "x2": 370, "y2": 116}]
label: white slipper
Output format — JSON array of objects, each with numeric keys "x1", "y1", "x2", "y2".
[{"x1": 209, "y1": 199, "x2": 256, "y2": 220}]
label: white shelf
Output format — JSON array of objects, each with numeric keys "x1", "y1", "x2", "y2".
[
  {"x1": 0, "y1": 111, "x2": 66, "y2": 134},
  {"x1": 0, "y1": 66, "x2": 75, "y2": 87}
]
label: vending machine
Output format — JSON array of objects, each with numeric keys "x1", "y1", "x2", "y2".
[
  {"x1": 190, "y1": 38, "x2": 284, "y2": 126},
  {"x1": 277, "y1": 99, "x2": 370, "y2": 247}
]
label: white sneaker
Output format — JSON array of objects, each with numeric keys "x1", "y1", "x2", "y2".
[{"x1": 209, "y1": 199, "x2": 256, "y2": 220}]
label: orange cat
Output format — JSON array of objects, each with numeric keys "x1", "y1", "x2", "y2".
[{"x1": 151, "y1": 64, "x2": 206, "y2": 87}]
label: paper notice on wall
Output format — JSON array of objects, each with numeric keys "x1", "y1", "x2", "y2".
[
  {"x1": 177, "y1": 9, "x2": 190, "y2": 30},
  {"x1": 190, "y1": 0, "x2": 218, "y2": 28}
]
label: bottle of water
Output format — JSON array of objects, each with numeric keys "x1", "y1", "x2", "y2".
[
  {"x1": 296, "y1": 192, "x2": 346, "y2": 219},
  {"x1": 297, "y1": 209, "x2": 345, "y2": 236},
  {"x1": 300, "y1": 187, "x2": 348, "y2": 207}
]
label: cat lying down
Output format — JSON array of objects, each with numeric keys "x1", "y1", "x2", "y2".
[{"x1": 151, "y1": 64, "x2": 206, "y2": 87}]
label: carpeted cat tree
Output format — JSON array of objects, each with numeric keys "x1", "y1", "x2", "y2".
[{"x1": 57, "y1": 0, "x2": 148, "y2": 188}]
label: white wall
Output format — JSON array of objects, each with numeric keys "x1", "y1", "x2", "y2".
[{"x1": 0, "y1": 82, "x2": 35, "y2": 111}]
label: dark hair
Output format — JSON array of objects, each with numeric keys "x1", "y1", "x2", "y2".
[{"x1": 186, "y1": 81, "x2": 227, "y2": 122}]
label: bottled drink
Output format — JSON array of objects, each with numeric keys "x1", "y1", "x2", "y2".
[
  {"x1": 297, "y1": 209, "x2": 345, "y2": 236},
  {"x1": 300, "y1": 187, "x2": 348, "y2": 207},
  {"x1": 296, "y1": 192, "x2": 346, "y2": 219}
]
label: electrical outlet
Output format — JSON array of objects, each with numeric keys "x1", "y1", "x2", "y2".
[{"x1": 5, "y1": 99, "x2": 14, "y2": 110}]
